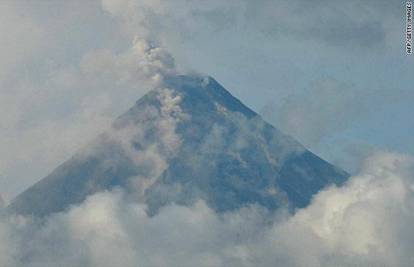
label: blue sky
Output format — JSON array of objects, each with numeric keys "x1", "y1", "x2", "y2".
[{"x1": 0, "y1": 0, "x2": 413, "y2": 199}]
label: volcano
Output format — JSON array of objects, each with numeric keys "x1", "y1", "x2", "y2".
[{"x1": 9, "y1": 75, "x2": 348, "y2": 217}]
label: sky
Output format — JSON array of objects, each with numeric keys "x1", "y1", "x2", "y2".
[{"x1": 0, "y1": 0, "x2": 413, "y2": 199}]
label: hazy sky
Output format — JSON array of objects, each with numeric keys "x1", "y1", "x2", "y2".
[{"x1": 0, "y1": 0, "x2": 413, "y2": 199}]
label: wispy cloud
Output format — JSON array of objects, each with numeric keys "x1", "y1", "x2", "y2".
[{"x1": 100, "y1": 0, "x2": 400, "y2": 50}]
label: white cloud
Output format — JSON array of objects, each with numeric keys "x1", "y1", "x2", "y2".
[
  {"x1": 263, "y1": 152, "x2": 414, "y2": 267},
  {"x1": 0, "y1": 152, "x2": 413, "y2": 267}
]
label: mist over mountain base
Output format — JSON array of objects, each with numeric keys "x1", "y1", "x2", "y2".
[{"x1": 1, "y1": 152, "x2": 413, "y2": 267}]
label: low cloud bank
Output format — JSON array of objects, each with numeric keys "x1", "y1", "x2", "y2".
[{"x1": 1, "y1": 152, "x2": 414, "y2": 267}]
